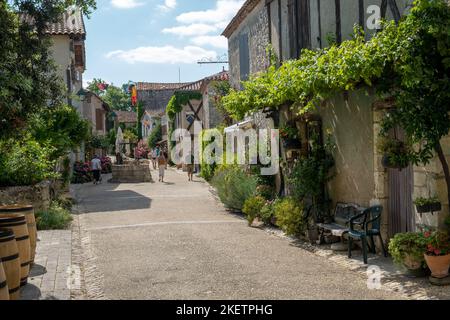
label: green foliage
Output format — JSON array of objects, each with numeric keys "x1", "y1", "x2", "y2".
[
  {"x1": 256, "y1": 185, "x2": 275, "y2": 201},
  {"x1": 274, "y1": 198, "x2": 305, "y2": 236},
  {"x1": 123, "y1": 128, "x2": 138, "y2": 143},
  {"x1": 88, "y1": 134, "x2": 109, "y2": 149},
  {"x1": 242, "y1": 195, "x2": 266, "y2": 226},
  {"x1": 377, "y1": 136, "x2": 412, "y2": 168},
  {"x1": 388, "y1": 232, "x2": 427, "y2": 267},
  {"x1": 36, "y1": 202, "x2": 73, "y2": 230},
  {"x1": 260, "y1": 200, "x2": 276, "y2": 225},
  {"x1": 288, "y1": 133, "x2": 335, "y2": 201},
  {"x1": 423, "y1": 230, "x2": 450, "y2": 256},
  {"x1": 166, "y1": 91, "x2": 203, "y2": 120},
  {"x1": 0, "y1": 1, "x2": 96, "y2": 139},
  {"x1": 0, "y1": 135, "x2": 58, "y2": 187},
  {"x1": 61, "y1": 156, "x2": 71, "y2": 185},
  {"x1": 30, "y1": 105, "x2": 90, "y2": 160},
  {"x1": 87, "y1": 79, "x2": 131, "y2": 111},
  {"x1": 148, "y1": 122, "x2": 162, "y2": 149},
  {"x1": 209, "y1": 80, "x2": 233, "y2": 125},
  {"x1": 137, "y1": 102, "x2": 144, "y2": 140},
  {"x1": 414, "y1": 196, "x2": 440, "y2": 207},
  {"x1": 211, "y1": 165, "x2": 258, "y2": 211}
]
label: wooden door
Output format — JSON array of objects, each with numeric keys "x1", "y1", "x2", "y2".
[{"x1": 388, "y1": 128, "x2": 414, "y2": 237}]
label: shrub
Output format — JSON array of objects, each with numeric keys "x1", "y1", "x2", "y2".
[
  {"x1": 148, "y1": 123, "x2": 162, "y2": 149},
  {"x1": 260, "y1": 199, "x2": 277, "y2": 225},
  {"x1": 274, "y1": 198, "x2": 305, "y2": 236},
  {"x1": 242, "y1": 196, "x2": 266, "y2": 226},
  {"x1": 256, "y1": 185, "x2": 275, "y2": 200},
  {"x1": 36, "y1": 202, "x2": 73, "y2": 230},
  {"x1": 388, "y1": 232, "x2": 426, "y2": 268},
  {"x1": 211, "y1": 165, "x2": 258, "y2": 211},
  {"x1": 0, "y1": 136, "x2": 57, "y2": 187}
]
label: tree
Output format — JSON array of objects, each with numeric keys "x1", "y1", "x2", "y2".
[
  {"x1": 148, "y1": 122, "x2": 162, "y2": 149},
  {"x1": 0, "y1": 0, "x2": 96, "y2": 139},
  {"x1": 87, "y1": 79, "x2": 131, "y2": 111},
  {"x1": 29, "y1": 105, "x2": 90, "y2": 161}
]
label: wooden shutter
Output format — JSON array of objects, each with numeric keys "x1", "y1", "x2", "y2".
[
  {"x1": 297, "y1": 0, "x2": 311, "y2": 50},
  {"x1": 288, "y1": 0, "x2": 298, "y2": 59},
  {"x1": 239, "y1": 33, "x2": 250, "y2": 82},
  {"x1": 96, "y1": 109, "x2": 104, "y2": 131},
  {"x1": 74, "y1": 44, "x2": 84, "y2": 67}
]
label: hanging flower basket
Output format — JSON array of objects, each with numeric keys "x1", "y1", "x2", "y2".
[
  {"x1": 381, "y1": 154, "x2": 408, "y2": 170},
  {"x1": 282, "y1": 138, "x2": 302, "y2": 149},
  {"x1": 417, "y1": 203, "x2": 442, "y2": 214}
]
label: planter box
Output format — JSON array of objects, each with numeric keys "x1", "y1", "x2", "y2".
[
  {"x1": 416, "y1": 202, "x2": 442, "y2": 214},
  {"x1": 282, "y1": 138, "x2": 302, "y2": 149}
]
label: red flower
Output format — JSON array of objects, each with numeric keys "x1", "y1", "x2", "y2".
[
  {"x1": 424, "y1": 232, "x2": 431, "y2": 238},
  {"x1": 434, "y1": 249, "x2": 441, "y2": 256}
]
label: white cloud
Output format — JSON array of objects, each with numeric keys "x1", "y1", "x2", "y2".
[
  {"x1": 158, "y1": 0, "x2": 177, "y2": 12},
  {"x1": 190, "y1": 36, "x2": 228, "y2": 49},
  {"x1": 106, "y1": 46, "x2": 217, "y2": 64},
  {"x1": 162, "y1": 24, "x2": 219, "y2": 37},
  {"x1": 111, "y1": 0, "x2": 144, "y2": 9},
  {"x1": 176, "y1": 0, "x2": 245, "y2": 25}
]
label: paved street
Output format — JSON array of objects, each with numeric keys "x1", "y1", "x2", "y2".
[{"x1": 72, "y1": 168, "x2": 406, "y2": 300}]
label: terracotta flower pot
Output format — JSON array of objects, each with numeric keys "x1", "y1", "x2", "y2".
[{"x1": 424, "y1": 254, "x2": 450, "y2": 279}]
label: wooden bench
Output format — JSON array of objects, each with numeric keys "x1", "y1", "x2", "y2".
[{"x1": 316, "y1": 202, "x2": 366, "y2": 244}]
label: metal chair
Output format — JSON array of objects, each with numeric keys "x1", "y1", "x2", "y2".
[{"x1": 348, "y1": 205, "x2": 387, "y2": 264}]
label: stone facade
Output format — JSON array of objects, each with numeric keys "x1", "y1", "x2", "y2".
[{"x1": 227, "y1": 0, "x2": 270, "y2": 89}]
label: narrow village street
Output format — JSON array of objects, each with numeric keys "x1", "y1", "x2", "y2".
[{"x1": 71, "y1": 168, "x2": 405, "y2": 300}]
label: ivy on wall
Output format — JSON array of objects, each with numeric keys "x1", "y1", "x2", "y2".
[{"x1": 166, "y1": 91, "x2": 203, "y2": 120}]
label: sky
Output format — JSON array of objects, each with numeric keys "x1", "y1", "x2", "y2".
[{"x1": 83, "y1": 0, "x2": 245, "y2": 87}]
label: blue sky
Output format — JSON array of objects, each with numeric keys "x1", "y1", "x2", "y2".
[{"x1": 83, "y1": 0, "x2": 244, "y2": 87}]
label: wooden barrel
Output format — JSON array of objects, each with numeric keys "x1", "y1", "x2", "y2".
[
  {"x1": 0, "y1": 215, "x2": 31, "y2": 287},
  {"x1": 0, "y1": 258, "x2": 9, "y2": 300},
  {"x1": 0, "y1": 229, "x2": 21, "y2": 299},
  {"x1": 0, "y1": 205, "x2": 37, "y2": 264}
]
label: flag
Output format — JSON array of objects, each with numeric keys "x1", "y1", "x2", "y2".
[{"x1": 131, "y1": 85, "x2": 137, "y2": 106}]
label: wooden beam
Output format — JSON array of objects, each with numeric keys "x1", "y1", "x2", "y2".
[
  {"x1": 278, "y1": 0, "x2": 282, "y2": 63},
  {"x1": 335, "y1": 0, "x2": 342, "y2": 44}
]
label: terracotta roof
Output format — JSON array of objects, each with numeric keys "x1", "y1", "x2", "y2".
[
  {"x1": 113, "y1": 111, "x2": 137, "y2": 123},
  {"x1": 136, "y1": 82, "x2": 192, "y2": 91},
  {"x1": 178, "y1": 71, "x2": 230, "y2": 92},
  {"x1": 20, "y1": 8, "x2": 86, "y2": 39},
  {"x1": 222, "y1": 0, "x2": 261, "y2": 38}
]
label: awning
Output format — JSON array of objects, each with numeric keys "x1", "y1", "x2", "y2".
[{"x1": 224, "y1": 119, "x2": 253, "y2": 133}]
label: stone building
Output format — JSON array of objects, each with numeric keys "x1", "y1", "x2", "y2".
[
  {"x1": 223, "y1": 0, "x2": 447, "y2": 246},
  {"x1": 80, "y1": 91, "x2": 110, "y2": 136}
]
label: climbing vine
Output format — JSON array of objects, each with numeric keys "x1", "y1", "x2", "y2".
[{"x1": 166, "y1": 91, "x2": 203, "y2": 120}]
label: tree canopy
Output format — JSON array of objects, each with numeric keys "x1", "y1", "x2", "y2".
[
  {"x1": 87, "y1": 78, "x2": 132, "y2": 111},
  {"x1": 0, "y1": 0, "x2": 97, "y2": 138}
]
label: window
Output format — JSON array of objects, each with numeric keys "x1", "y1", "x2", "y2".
[{"x1": 239, "y1": 33, "x2": 250, "y2": 82}]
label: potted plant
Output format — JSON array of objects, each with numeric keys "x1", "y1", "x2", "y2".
[
  {"x1": 414, "y1": 196, "x2": 442, "y2": 214},
  {"x1": 280, "y1": 123, "x2": 301, "y2": 149},
  {"x1": 388, "y1": 232, "x2": 429, "y2": 277},
  {"x1": 422, "y1": 230, "x2": 450, "y2": 279},
  {"x1": 377, "y1": 137, "x2": 410, "y2": 169}
]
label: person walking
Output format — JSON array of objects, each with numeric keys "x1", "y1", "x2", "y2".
[
  {"x1": 91, "y1": 155, "x2": 102, "y2": 185},
  {"x1": 158, "y1": 152, "x2": 167, "y2": 183},
  {"x1": 151, "y1": 148, "x2": 158, "y2": 169},
  {"x1": 185, "y1": 152, "x2": 195, "y2": 182}
]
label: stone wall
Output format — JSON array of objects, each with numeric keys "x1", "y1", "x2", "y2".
[
  {"x1": 0, "y1": 181, "x2": 51, "y2": 212},
  {"x1": 228, "y1": 0, "x2": 270, "y2": 89},
  {"x1": 110, "y1": 161, "x2": 153, "y2": 183}
]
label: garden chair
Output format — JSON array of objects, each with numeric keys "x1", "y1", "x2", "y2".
[{"x1": 347, "y1": 205, "x2": 388, "y2": 264}]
